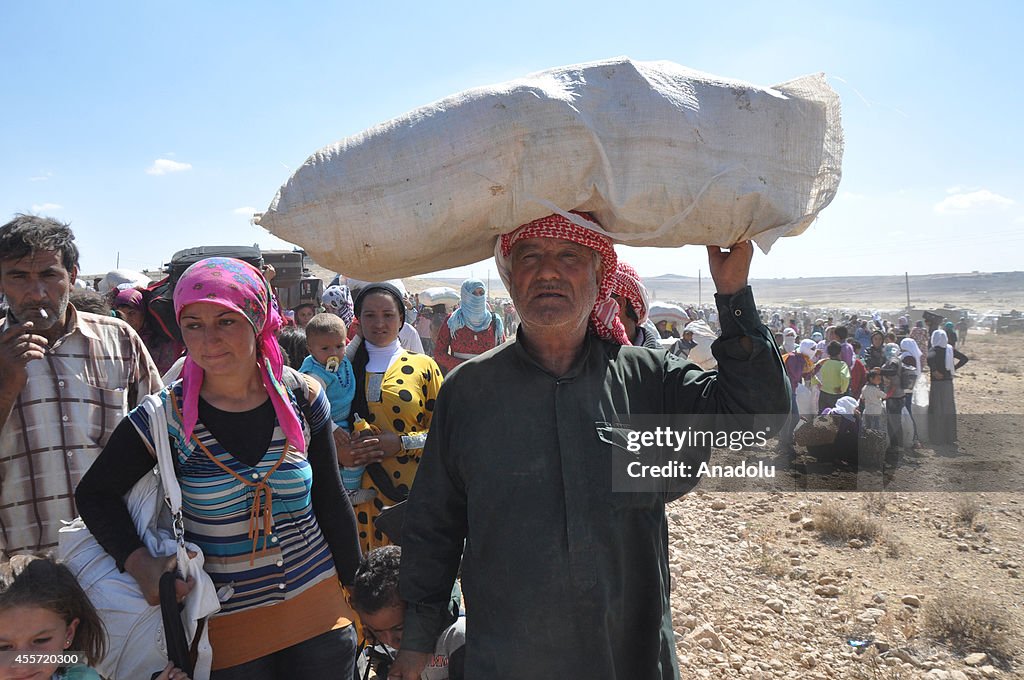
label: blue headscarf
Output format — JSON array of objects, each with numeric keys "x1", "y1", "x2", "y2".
[{"x1": 448, "y1": 279, "x2": 502, "y2": 339}]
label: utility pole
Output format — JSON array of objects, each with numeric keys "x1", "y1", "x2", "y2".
[{"x1": 905, "y1": 272, "x2": 911, "y2": 315}]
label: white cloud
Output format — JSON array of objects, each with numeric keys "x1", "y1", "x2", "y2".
[
  {"x1": 31, "y1": 203, "x2": 62, "y2": 212},
  {"x1": 233, "y1": 206, "x2": 258, "y2": 216},
  {"x1": 29, "y1": 172, "x2": 53, "y2": 182},
  {"x1": 146, "y1": 158, "x2": 192, "y2": 175},
  {"x1": 933, "y1": 189, "x2": 1014, "y2": 214}
]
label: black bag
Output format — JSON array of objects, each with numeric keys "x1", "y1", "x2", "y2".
[
  {"x1": 143, "y1": 246, "x2": 264, "y2": 343},
  {"x1": 166, "y1": 245, "x2": 263, "y2": 282},
  {"x1": 373, "y1": 501, "x2": 407, "y2": 546},
  {"x1": 158, "y1": 571, "x2": 196, "y2": 678}
]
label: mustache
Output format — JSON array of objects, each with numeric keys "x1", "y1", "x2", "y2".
[{"x1": 528, "y1": 284, "x2": 571, "y2": 296}]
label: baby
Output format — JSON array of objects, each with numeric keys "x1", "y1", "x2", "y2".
[{"x1": 300, "y1": 313, "x2": 374, "y2": 505}]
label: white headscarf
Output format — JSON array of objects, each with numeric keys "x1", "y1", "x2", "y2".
[
  {"x1": 900, "y1": 337, "x2": 922, "y2": 375},
  {"x1": 833, "y1": 396, "x2": 859, "y2": 420},
  {"x1": 931, "y1": 329, "x2": 955, "y2": 373},
  {"x1": 799, "y1": 339, "x2": 817, "y2": 358},
  {"x1": 782, "y1": 328, "x2": 797, "y2": 353}
]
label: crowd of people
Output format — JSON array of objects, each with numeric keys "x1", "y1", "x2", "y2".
[
  {"x1": 773, "y1": 310, "x2": 970, "y2": 463},
  {"x1": 0, "y1": 211, "x2": 975, "y2": 679}
]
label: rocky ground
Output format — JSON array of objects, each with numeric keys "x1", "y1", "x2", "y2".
[{"x1": 668, "y1": 330, "x2": 1023, "y2": 679}]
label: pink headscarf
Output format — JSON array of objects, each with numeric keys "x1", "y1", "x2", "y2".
[
  {"x1": 495, "y1": 211, "x2": 629, "y2": 345},
  {"x1": 113, "y1": 287, "x2": 144, "y2": 311},
  {"x1": 173, "y1": 257, "x2": 305, "y2": 452}
]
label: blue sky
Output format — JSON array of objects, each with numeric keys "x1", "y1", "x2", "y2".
[{"x1": 2, "y1": 1, "x2": 1021, "y2": 281}]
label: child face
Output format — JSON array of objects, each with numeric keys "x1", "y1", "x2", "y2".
[
  {"x1": 0, "y1": 605, "x2": 78, "y2": 679},
  {"x1": 869, "y1": 374, "x2": 882, "y2": 385},
  {"x1": 309, "y1": 330, "x2": 347, "y2": 367}
]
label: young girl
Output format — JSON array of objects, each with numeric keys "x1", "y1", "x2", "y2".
[
  {"x1": 0, "y1": 555, "x2": 190, "y2": 680},
  {"x1": 858, "y1": 368, "x2": 886, "y2": 434},
  {"x1": 0, "y1": 555, "x2": 104, "y2": 680}
]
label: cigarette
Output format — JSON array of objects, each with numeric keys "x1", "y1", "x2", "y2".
[{"x1": 38, "y1": 309, "x2": 48, "y2": 320}]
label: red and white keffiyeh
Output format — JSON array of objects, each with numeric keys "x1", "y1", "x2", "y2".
[
  {"x1": 495, "y1": 211, "x2": 629, "y2": 345},
  {"x1": 612, "y1": 260, "x2": 650, "y2": 327}
]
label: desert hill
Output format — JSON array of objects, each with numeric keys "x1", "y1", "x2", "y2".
[{"x1": 393, "y1": 270, "x2": 1024, "y2": 311}]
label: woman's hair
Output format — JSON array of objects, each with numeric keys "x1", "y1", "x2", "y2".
[
  {"x1": 69, "y1": 287, "x2": 113, "y2": 316},
  {"x1": 277, "y1": 325, "x2": 308, "y2": 370},
  {"x1": 0, "y1": 554, "x2": 106, "y2": 666}
]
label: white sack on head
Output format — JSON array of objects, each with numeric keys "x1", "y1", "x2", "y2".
[
  {"x1": 683, "y1": 320, "x2": 718, "y2": 370},
  {"x1": 648, "y1": 301, "x2": 690, "y2": 327},
  {"x1": 255, "y1": 57, "x2": 843, "y2": 280},
  {"x1": 97, "y1": 269, "x2": 151, "y2": 293},
  {"x1": 418, "y1": 286, "x2": 460, "y2": 307}
]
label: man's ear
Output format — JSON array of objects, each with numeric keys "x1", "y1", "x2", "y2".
[{"x1": 69, "y1": 265, "x2": 78, "y2": 287}]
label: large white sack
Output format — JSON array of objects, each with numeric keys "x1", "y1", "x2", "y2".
[
  {"x1": 256, "y1": 57, "x2": 843, "y2": 280},
  {"x1": 683, "y1": 319, "x2": 718, "y2": 370},
  {"x1": 97, "y1": 269, "x2": 151, "y2": 293},
  {"x1": 648, "y1": 301, "x2": 690, "y2": 326},
  {"x1": 419, "y1": 286, "x2": 459, "y2": 307}
]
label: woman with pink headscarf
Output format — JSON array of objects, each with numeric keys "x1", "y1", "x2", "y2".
[
  {"x1": 78, "y1": 258, "x2": 361, "y2": 678},
  {"x1": 112, "y1": 286, "x2": 186, "y2": 375}
]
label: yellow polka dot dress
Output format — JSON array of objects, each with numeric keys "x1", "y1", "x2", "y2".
[{"x1": 354, "y1": 350, "x2": 443, "y2": 552}]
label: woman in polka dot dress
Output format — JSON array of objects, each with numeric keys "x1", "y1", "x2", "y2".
[{"x1": 339, "y1": 283, "x2": 444, "y2": 552}]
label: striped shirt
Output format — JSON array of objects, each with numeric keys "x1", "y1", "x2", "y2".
[
  {"x1": 128, "y1": 381, "x2": 351, "y2": 667},
  {"x1": 0, "y1": 307, "x2": 162, "y2": 557}
]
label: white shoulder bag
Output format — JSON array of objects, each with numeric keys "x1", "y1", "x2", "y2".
[{"x1": 59, "y1": 393, "x2": 220, "y2": 680}]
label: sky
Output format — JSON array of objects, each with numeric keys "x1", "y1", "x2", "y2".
[{"x1": 2, "y1": 1, "x2": 1022, "y2": 284}]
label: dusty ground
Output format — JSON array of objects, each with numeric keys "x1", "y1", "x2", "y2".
[{"x1": 668, "y1": 329, "x2": 1023, "y2": 679}]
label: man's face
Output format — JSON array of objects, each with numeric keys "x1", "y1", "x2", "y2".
[
  {"x1": 358, "y1": 601, "x2": 406, "y2": 650},
  {"x1": 0, "y1": 249, "x2": 76, "y2": 331},
  {"x1": 508, "y1": 238, "x2": 600, "y2": 333}
]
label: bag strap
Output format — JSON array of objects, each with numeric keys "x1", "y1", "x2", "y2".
[{"x1": 139, "y1": 393, "x2": 185, "y2": 542}]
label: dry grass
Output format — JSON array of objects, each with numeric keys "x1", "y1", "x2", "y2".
[
  {"x1": 922, "y1": 592, "x2": 1017, "y2": 665},
  {"x1": 995, "y1": 362, "x2": 1020, "y2": 376},
  {"x1": 882, "y1": 530, "x2": 907, "y2": 559},
  {"x1": 813, "y1": 500, "x2": 884, "y2": 543},
  {"x1": 850, "y1": 647, "x2": 912, "y2": 680},
  {"x1": 861, "y1": 492, "x2": 889, "y2": 516},
  {"x1": 955, "y1": 496, "x2": 982, "y2": 528},
  {"x1": 743, "y1": 526, "x2": 789, "y2": 578}
]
